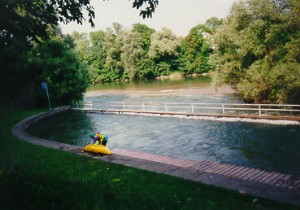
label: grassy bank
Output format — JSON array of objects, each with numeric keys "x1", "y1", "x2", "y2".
[{"x1": 0, "y1": 108, "x2": 298, "y2": 209}]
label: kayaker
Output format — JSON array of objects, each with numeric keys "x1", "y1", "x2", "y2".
[
  {"x1": 94, "y1": 132, "x2": 102, "y2": 145},
  {"x1": 102, "y1": 136, "x2": 108, "y2": 146},
  {"x1": 89, "y1": 132, "x2": 108, "y2": 146}
]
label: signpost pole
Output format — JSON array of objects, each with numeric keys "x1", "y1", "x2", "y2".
[{"x1": 42, "y1": 82, "x2": 51, "y2": 110}]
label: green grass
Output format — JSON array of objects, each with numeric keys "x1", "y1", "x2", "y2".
[{"x1": 0, "y1": 108, "x2": 298, "y2": 210}]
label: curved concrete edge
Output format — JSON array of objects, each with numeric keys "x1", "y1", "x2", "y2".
[
  {"x1": 11, "y1": 107, "x2": 300, "y2": 207},
  {"x1": 11, "y1": 106, "x2": 82, "y2": 153}
]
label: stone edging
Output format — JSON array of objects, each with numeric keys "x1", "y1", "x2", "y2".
[{"x1": 11, "y1": 106, "x2": 82, "y2": 152}]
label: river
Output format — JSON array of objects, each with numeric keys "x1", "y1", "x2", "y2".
[{"x1": 27, "y1": 77, "x2": 300, "y2": 175}]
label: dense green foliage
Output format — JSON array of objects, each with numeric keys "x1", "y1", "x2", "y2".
[
  {"x1": 1, "y1": 0, "x2": 299, "y2": 107},
  {"x1": 0, "y1": 0, "x2": 94, "y2": 107},
  {"x1": 0, "y1": 0, "x2": 159, "y2": 107},
  {"x1": 179, "y1": 20, "x2": 219, "y2": 74},
  {"x1": 211, "y1": 0, "x2": 300, "y2": 103},
  {"x1": 0, "y1": 33, "x2": 89, "y2": 107},
  {"x1": 26, "y1": 37, "x2": 89, "y2": 106},
  {"x1": 71, "y1": 22, "x2": 215, "y2": 83},
  {"x1": 0, "y1": 0, "x2": 156, "y2": 48},
  {"x1": 1, "y1": 109, "x2": 298, "y2": 209},
  {"x1": 67, "y1": 0, "x2": 300, "y2": 104},
  {"x1": 0, "y1": 0, "x2": 94, "y2": 49}
]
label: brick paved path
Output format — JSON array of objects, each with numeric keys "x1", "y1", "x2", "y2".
[
  {"x1": 111, "y1": 149, "x2": 300, "y2": 190},
  {"x1": 98, "y1": 148, "x2": 300, "y2": 206}
]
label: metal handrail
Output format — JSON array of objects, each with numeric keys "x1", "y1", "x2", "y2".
[
  {"x1": 73, "y1": 101, "x2": 93, "y2": 109},
  {"x1": 107, "y1": 102, "x2": 300, "y2": 116}
]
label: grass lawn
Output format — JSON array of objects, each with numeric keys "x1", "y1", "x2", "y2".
[{"x1": 0, "y1": 108, "x2": 298, "y2": 209}]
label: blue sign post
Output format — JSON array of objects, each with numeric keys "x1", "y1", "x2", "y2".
[{"x1": 41, "y1": 82, "x2": 51, "y2": 110}]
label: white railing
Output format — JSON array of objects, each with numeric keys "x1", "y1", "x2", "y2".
[
  {"x1": 73, "y1": 101, "x2": 93, "y2": 109},
  {"x1": 107, "y1": 102, "x2": 300, "y2": 116}
]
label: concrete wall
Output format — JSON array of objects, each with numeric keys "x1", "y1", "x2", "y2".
[{"x1": 11, "y1": 106, "x2": 82, "y2": 152}]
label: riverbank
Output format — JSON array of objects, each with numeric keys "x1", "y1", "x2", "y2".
[{"x1": 2, "y1": 108, "x2": 298, "y2": 209}]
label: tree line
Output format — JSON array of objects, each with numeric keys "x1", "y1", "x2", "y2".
[
  {"x1": 0, "y1": 0, "x2": 299, "y2": 107},
  {"x1": 69, "y1": 20, "x2": 218, "y2": 83}
]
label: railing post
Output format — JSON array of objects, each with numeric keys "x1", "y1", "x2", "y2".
[
  {"x1": 165, "y1": 103, "x2": 168, "y2": 112},
  {"x1": 142, "y1": 102, "x2": 145, "y2": 110},
  {"x1": 222, "y1": 104, "x2": 225, "y2": 114},
  {"x1": 191, "y1": 104, "x2": 194, "y2": 113},
  {"x1": 122, "y1": 102, "x2": 125, "y2": 109},
  {"x1": 259, "y1": 105, "x2": 261, "y2": 116}
]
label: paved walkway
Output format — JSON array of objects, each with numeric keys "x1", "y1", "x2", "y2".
[
  {"x1": 97, "y1": 149, "x2": 300, "y2": 207},
  {"x1": 12, "y1": 107, "x2": 300, "y2": 207},
  {"x1": 111, "y1": 149, "x2": 299, "y2": 190}
]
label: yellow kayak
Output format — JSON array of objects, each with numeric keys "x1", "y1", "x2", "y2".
[{"x1": 83, "y1": 144, "x2": 112, "y2": 155}]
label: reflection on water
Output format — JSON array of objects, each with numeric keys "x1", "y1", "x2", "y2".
[
  {"x1": 87, "y1": 77, "x2": 212, "y2": 91},
  {"x1": 28, "y1": 110, "x2": 300, "y2": 175}
]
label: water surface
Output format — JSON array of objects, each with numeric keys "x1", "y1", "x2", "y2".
[
  {"x1": 88, "y1": 77, "x2": 212, "y2": 91},
  {"x1": 27, "y1": 110, "x2": 300, "y2": 175},
  {"x1": 27, "y1": 79, "x2": 300, "y2": 175}
]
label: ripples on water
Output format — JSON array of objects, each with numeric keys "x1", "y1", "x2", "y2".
[
  {"x1": 87, "y1": 94, "x2": 240, "y2": 110},
  {"x1": 28, "y1": 108, "x2": 300, "y2": 175}
]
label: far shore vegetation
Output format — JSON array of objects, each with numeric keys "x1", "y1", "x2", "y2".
[{"x1": 1, "y1": 0, "x2": 300, "y2": 108}]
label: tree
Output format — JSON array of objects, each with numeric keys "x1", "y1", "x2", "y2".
[
  {"x1": 0, "y1": 0, "x2": 95, "y2": 49},
  {"x1": 26, "y1": 37, "x2": 89, "y2": 106},
  {"x1": 77, "y1": 23, "x2": 156, "y2": 82},
  {"x1": 211, "y1": 0, "x2": 300, "y2": 103},
  {"x1": 204, "y1": 17, "x2": 223, "y2": 34},
  {"x1": 120, "y1": 31, "x2": 144, "y2": 81},
  {"x1": 89, "y1": 30, "x2": 108, "y2": 82},
  {"x1": 148, "y1": 28, "x2": 181, "y2": 75},
  {"x1": 104, "y1": 23, "x2": 125, "y2": 81},
  {"x1": 179, "y1": 21, "x2": 218, "y2": 74},
  {"x1": 0, "y1": 0, "x2": 158, "y2": 48},
  {"x1": 72, "y1": 32, "x2": 91, "y2": 63},
  {"x1": 71, "y1": 32, "x2": 94, "y2": 82},
  {"x1": 132, "y1": 0, "x2": 159, "y2": 18},
  {"x1": 132, "y1": 23, "x2": 155, "y2": 54},
  {"x1": 132, "y1": 23, "x2": 156, "y2": 79},
  {"x1": 0, "y1": 0, "x2": 159, "y2": 107}
]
